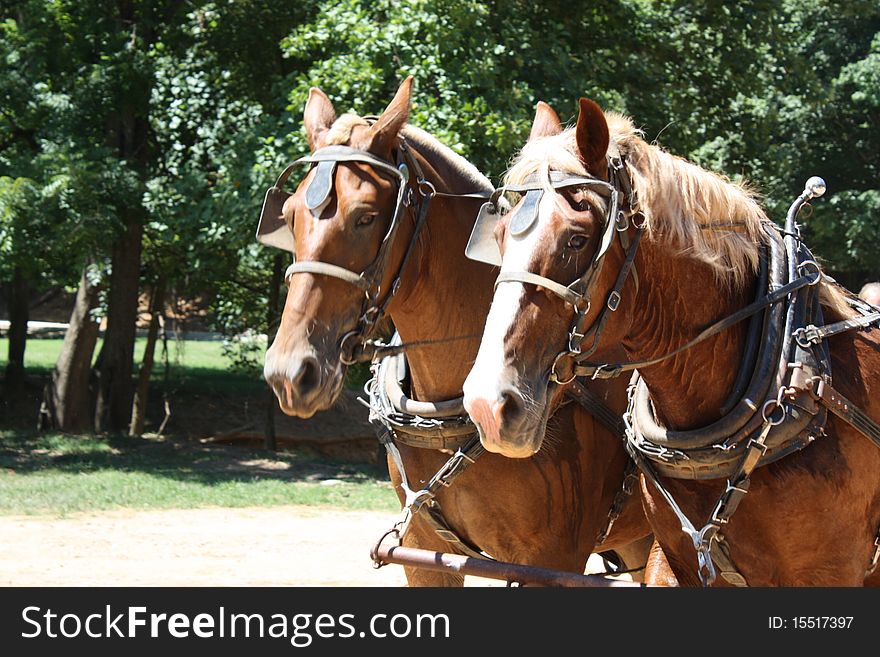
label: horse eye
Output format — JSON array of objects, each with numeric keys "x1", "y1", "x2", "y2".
[
  {"x1": 568, "y1": 234, "x2": 589, "y2": 250},
  {"x1": 356, "y1": 212, "x2": 377, "y2": 226},
  {"x1": 572, "y1": 198, "x2": 592, "y2": 213}
]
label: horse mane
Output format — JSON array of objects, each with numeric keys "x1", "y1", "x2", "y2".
[
  {"x1": 400, "y1": 124, "x2": 493, "y2": 193},
  {"x1": 506, "y1": 112, "x2": 855, "y2": 317},
  {"x1": 323, "y1": 114, "x2": 492, "y2": 194}
]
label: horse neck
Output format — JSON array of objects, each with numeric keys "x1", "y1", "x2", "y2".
[
  {"x1": 622, "y1": 238, "x2": 754, "y2": 430},
  {"x1": 386, "y1": 144, "x2": 496, "y2": 401}
]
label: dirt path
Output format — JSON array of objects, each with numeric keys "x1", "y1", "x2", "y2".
[
  {"x1": 0, "y1": 507, "x2": 410, "y2": 586},
  {"x1": 11, "y1": 506, "x2": 617, "y2": 586},
  {"x1": 0, "y1": 506, "x2": 612, "y2": 586}
]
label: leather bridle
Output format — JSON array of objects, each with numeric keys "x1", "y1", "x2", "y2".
[
  {"x1": 279, "y1": 140, "x2": 434, "y2": 365},
  {"x1": 489, "y1": 154, "x2": 644, "y2": 385}
]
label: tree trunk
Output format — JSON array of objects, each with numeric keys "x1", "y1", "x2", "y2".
[
  {"x1": 92, "y1": 2, "x2": 153, "y2": 433},
  {"x1": 264, "y1": 253, "x2": 285, "y2": 451},
  {"x1": 4, "y1": 265, "x2": 30, "y2": 390},
  {"x1": 40, "y1": 266, "x2": 100, "y2": 432},
  {"x1": 129, "y1": 279, "x2": 165, "y2": 437},
  {"x1": 93, "y1": 212, "x2": 144, "y2": 433}
]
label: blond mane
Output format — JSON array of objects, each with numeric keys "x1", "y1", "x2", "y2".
[
  {"x1": 325, "y1": 113, "x2": 370, "y2": 145},
  {"x1": 506, "y1": 111, "x2": 855, "y2": 316}
]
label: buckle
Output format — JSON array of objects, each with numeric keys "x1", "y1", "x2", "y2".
[
  {"x1": 567, "y1": 329, "x2": 586, "y2": 354},
  {"x1": 607, "y1": 291, "x2": 621, "y2": 311},
  {"x1": 628, "y1": 189, "x2": 639, "y2": 212}
]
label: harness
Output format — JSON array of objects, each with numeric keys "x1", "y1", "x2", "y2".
[
  {"x1": 623, "y1": 179, "x2": 880, "y2": 586},
  {"x1": 470, "y1": 161, "x2": 880, "y2": 586},
  {"x1": 366, "y1": 337, "x2": 636, "y2": 564},
  {"x1": 258, "y1": 135, "x2": 647, "y2": 570}
]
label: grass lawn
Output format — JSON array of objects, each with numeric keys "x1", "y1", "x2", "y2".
[
  {"x1": 0, "y1": 336, "x2": 369, "y2": 394},
  {"x1": 0, "y1": 336, "x2": 265, "y2": 395},
  {"x1": 0, "y1": 338, "x2": 394, "y2": 517},
  {"x1": 0, "y1": 430, "x2": 398, "y2": 517}
]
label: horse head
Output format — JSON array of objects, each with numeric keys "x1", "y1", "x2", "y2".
[
  {"x1": 463, "y1": 99, "x2": 637, "y2": 456},
  {"x1": 264, "y1": 78, "x2": 417, "y2": 418}
]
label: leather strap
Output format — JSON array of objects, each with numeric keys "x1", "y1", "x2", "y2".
[
  {"x1": 574, "y1": 269, "x2": 820, "y2": 379},
  {"x1": 503, "y1": 170, "x2": 617, "y2": 196},
  {"x1": 812, "y1": 377, "x2": 880, "y2": 448},
  {"x1": 564, "y1": 379, "x2": 627, "y2": 437},
  {"x1": 495, "y1": 271, "x2": 585, "y2": 308},
  {"x1": 795, "y1": 311, "x2": 880, "y2": 347},
  {"x1": 285, "y1": 261, "x2": 368, "y2": 289},
  {"x1": 294, "y1": 145, "x2": 406, "y2": 184}
]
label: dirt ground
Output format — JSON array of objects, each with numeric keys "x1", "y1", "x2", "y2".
[
  {"x1": 0, "y1": 506, "x2": 613, "y2": 587},
  {"x1": 0, "y1": 507, "x2": 409, "y2": 587}
]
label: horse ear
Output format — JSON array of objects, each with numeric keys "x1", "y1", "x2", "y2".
[
  {"x1": 369, "y1": 76, "x2": 413, "y2": 154},
  {"x1": 528, "y1": 101, "x2": 563, "y2": 142},
  {"x1": 304, "y1": 87, "x2": 337, "y2": 151},
  {"x1": 575, "y1": 98, "x2": 610, "y2": 176}
]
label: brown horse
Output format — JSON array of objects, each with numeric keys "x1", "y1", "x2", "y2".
[
  {"x1": 262, "y1": 78, "x2": 654, "y2": 586},
  {"x1": 462, "y1": 97, "x2": 880, "y2": 586}
]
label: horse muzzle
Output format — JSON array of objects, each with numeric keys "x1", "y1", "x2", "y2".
[
  {"x1": 264, "y1": 346, "x2": 343, "y2": 418},
  {"x1": 463, "y1": 386, "x2": 544, "y2": 458}
]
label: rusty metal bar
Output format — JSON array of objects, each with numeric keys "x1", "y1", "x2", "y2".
[{"x1": 375, "y1": 545, "x2": 647, "y2": 587}]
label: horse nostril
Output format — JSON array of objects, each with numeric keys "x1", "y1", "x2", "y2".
[
  {"x1": 292, "y1": 356, "x2": 321, "y2": 395},
  {"x1": 499, "y1": 389, "x2": 525, "y2": 425}
]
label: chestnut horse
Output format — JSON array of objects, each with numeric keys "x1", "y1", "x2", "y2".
[
  {"x1": 262, "y1": 78, "x2": 654, "y2": 586},
  {"x1": 462, "y1": 97, "x2": 880, "y2": 586}
]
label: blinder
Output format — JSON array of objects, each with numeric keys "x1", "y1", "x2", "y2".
[
  {"x1": 256, "y1": 164, "x2": 296, "y2": 252},
  {"x1": 464, "y1": 201, "x2": 504, "y2": 266},
  {"x1": 305, "y1": 160, "x2": 337, "y2": 216},
  {"x1": 465, "y1": 170, "x2": 618, "y2": 267},
  {"x1": 256, "y1": 144, "x2": 410, "y2": 256}
]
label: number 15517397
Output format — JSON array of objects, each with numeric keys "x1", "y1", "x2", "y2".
[{"x1": 769, "y1": 617, "x2": 853, "y2": 629}]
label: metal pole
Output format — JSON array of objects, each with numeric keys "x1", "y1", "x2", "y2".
[{"x1": 375, "y1": 545, "x2": 648, "y2": 588}]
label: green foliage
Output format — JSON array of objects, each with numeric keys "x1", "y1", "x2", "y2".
[
  {"x1": 2, "y1": 0, "x2": 879, "y2": 364},
  {"x1": 278, "y1": 0, "x2": 635, "y2": 178}
]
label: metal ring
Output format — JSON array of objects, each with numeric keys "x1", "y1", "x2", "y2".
[
  {"x1": 573, "y1": 298, "x2": 591, "y2": 317},
  {"x1": 798, "y1": 259, "x2": 822, "y2": 286},
  {"x1": 549, "y1": 352, "x2": 577, "y2": 386},
  {"x1": 630, "y1": 211, "x2": 647, "y2": 229},
  {"x1": 338, "y1": 330, "x2": 361, "y2": 365},
  {"x1": 793, "y1": 327, "x2": 812, "y2": 349},
  {"x1": 361, "y1": 305, "x2": 381, "y2": 324},
  {"x1": 761, "y1": 399, "x2": 786, "y2": 426},
  {"x1": 418, "y1": 179, "x2": 436, "y2": 199}
]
